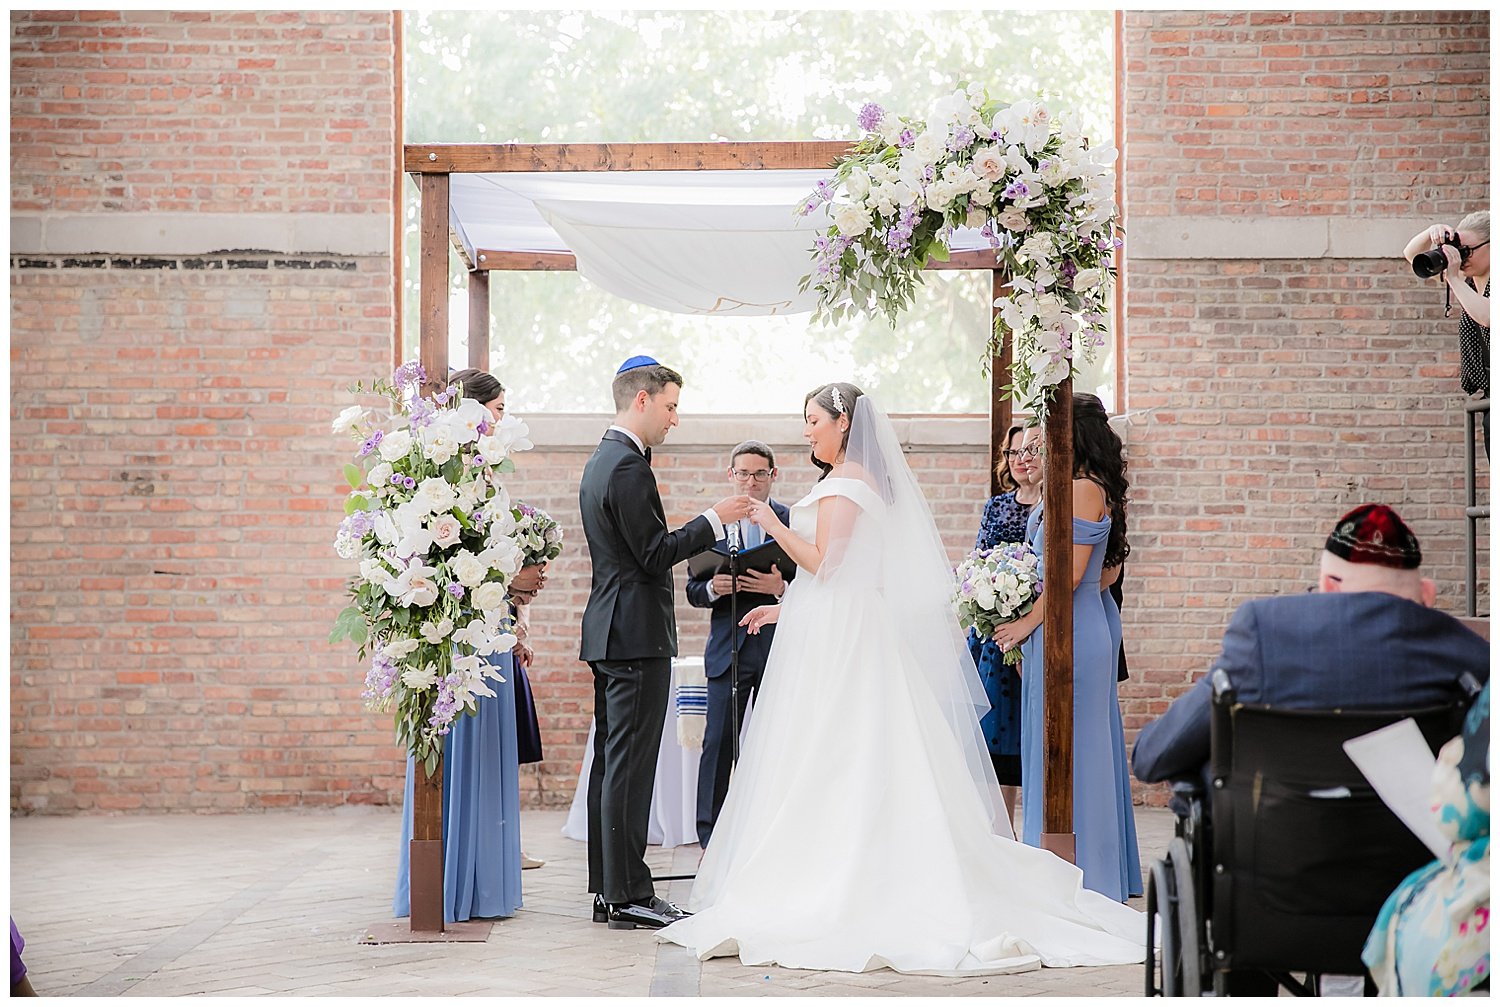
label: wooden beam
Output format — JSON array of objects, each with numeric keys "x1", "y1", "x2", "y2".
[
  {"x1": 925, "y1": 249, "x2": 1002, "y2": 271},
  {"x1": 989, "y1": 270, "x2": 1013, "y2": 498},
  {"x1": 408, "y1": 762, "x2": 445, "y2": 933},
  {"x1": 406, "y1": 141, "x2": 854, "y2": 174},
  {"x1": 467, "y1": 270, "x2": 490, "y2": 370},
  {"x1": 419, "y1": 173, "x2": 450, "y2": 396},
  {"x1": 476, "y1": 249, "x2": 578, "y2": 271},
  {"x1": 1041, "y1": 380, "x2": 1076, "y2": 861}
]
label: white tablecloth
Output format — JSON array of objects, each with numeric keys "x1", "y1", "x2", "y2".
[{"x1": 562, "y1": 657, "x2": 751, "y2": 849}]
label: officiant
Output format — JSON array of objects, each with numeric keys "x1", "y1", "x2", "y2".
[{"x1": 686, "y1": 440, "x2": 793, "y2": 848}]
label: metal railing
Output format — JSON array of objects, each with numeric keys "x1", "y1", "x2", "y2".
[{"x1": 1465, "y1": 397, "x2": 1489, "y2": 617}]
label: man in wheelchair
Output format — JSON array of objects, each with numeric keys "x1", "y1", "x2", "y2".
[{"x1": 1131, "y1": 505, "x2": 1489, "y2": 995}]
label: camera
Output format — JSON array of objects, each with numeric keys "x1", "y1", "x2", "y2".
[{"x1": 1412, "y1": 236, "x2": 1463, "y2": 278}]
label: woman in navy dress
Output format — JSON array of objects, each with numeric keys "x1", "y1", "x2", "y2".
[
  {"x1": 966, "y1": 424, "x2": 1041, "y2": 824},
  {"x1": 993, "y1": 394, "x2": 1142, "y2": 902},
  {"x1": 393, "y1": 368, "x2": 523, "y2": 922}
]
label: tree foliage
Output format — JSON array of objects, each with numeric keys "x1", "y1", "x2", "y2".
[{"x1": 403, "y1": 11, "x2": 1113, "y2": 413}]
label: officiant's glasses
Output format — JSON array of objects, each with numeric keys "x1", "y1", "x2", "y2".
[{"x1": 731, "y1": 468, "x2": 774, "y2": 483}]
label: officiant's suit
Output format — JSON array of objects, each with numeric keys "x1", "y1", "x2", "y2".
[
  {"x1": 1132, "y1": 592, "x2": 1489, "y2": 814},
  {"x1": 579, "y1": 429, "x2": 718, "y2": 906},
  {"x1": 686, "y1": 504, "x2": 791, "y2": 848}
]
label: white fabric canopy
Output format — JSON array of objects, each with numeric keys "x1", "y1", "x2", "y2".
[{"x1": 449, "y1": 170, "x2": 996, "y2": 317}]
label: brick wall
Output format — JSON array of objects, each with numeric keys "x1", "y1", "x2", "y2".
[
  {"x1": 1120, "y1": 10, "x2": 1490, "y2": 794},
  {"x1": 10, "y1": 11, "x2": 399, "y2": 813}
]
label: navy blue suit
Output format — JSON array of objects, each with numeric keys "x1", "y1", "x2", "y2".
[
  {"x1": 1133, "y1": 591, "x2": 1489, "y2": 811},
  {"x1": 686, "y1": 501, "x2": 791, "y2": 847}
]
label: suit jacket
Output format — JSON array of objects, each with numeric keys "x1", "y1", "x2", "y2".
[
  {"x1": 1132, "y1": 591, "x2": 1490, "y2": 789},
  {"x1": 685, "y1": 500, "x2": 792, "y2": 680},
  {"x1": 578, "y1": 430, "x2": 717, "y2": 663}
]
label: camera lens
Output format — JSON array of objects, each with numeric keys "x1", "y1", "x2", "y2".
[{"x1": 1412, "y1": 248, "x2": 1449, "y2": 278}]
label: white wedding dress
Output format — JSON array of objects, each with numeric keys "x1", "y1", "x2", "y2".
[{"x1": 657, "y1": 398, "x2": 1145, "y2": 976}]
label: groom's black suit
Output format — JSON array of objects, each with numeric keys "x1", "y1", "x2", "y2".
[{"x1": 579, "y1": 428, "x2": 717, "y2": 905}]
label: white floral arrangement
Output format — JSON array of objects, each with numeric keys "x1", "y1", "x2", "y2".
[
  {"x1": 511, "y1": 502, "x2": 563, "y2": 567},
  {"x1": 799, "y1": 85, "x2": 1120, "y2": 414},
  {"x1": 953, "y1": 542, "x2": 1042, "y2": 665},
  {"x1": 329, "y1": 361, "x2": 536, "y2": 776}
]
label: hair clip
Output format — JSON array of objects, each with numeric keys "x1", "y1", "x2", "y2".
[{"x1": 830, "y1": 385, "x2": 846, "y2": 415}]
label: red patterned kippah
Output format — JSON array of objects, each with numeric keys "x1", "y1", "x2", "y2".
[{"x1": 1325, "y1": 504, "x2": 1422, "y2": 570}]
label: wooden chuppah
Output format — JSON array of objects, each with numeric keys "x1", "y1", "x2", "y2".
[{"x1": 403, "y1": 140, "x2": 1078, "y2": 932}]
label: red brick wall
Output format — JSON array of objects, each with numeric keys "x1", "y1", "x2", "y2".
[
  {"x1": 10, "y1": 11, "x2": 398, "y2": 813},
  {"x1": 1121, "y1": 10, "x2": 1490, "y2": 793}
]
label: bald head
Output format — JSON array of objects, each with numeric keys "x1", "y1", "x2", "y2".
[{"x1": 1318, "y1": 551, "x2": 1436, "y2": 607}]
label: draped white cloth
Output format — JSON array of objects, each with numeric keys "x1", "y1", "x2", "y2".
[{"x1": 448, "y1": 171, "x2": 996, "y2": 316}]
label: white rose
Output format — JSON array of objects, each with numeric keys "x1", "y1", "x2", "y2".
[
  {"x1": 912, "y1": 129, "x2": 944, "y2": 165},
  {"x1": 995, "y1": 206, "x2": 1030, "y2": 233},
  {"x1": 450, "y1": 549, "x2": 487, "y2": 588},
  {"x1": 471, "y1": 581, "x2": 510, "y2": 614},
  {"x1": 1072, "y1": 267, "x2": 1103, "y2": 291},
  {"x1": 401, "y1": 663, "x2": 438, "y2": 689},
  {"x1": 830, "y1": 202, "x2": 872, "y2": 238},
  {"x1": 368, "y1": 462, "x2": 394, "y2": 490},
  {"x1": 1020, "y1": 232, "x2": 1055, "y2": 261},
  {"x1": 419, "y1": 617, "x2": 454, "y2": 645},
  {"x1": 377, "y1": 428, "x2": 413, "y2": 462},
  {"x1": 868, "y1": 160, "x2": 895, "y2": 185},
  {"x1": 419, "y1": 425, "x2": 458, "y2": 465},
  {"x1": 973, "y1": 581, "x2": 997, "y2": 611},
  {"x1": 429, "y1": 514, "x2": 462, "y2": 549},
  {"x1": 414, "y1": 476, "x2": 457, "y2": 515},
  {"x1": 331, "y1": 405, "x2": 368, "y2": 436},
  {"x1": 965, "y1": 206, "x2": 988, "y2": 229},
  {"x1": 844, "y1": 166, "x2": 870, "y2": 201},
  {"x1": 971, "y1": 144, "x2": 1006, "y2": 183}
]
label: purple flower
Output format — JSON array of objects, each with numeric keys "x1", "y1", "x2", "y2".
[
  {"x1": 519, "y1": 503, "x2": 537, "y2": 517},
  {"x1": 1002, "y1": 180, "x2": 1030, "y2": 201},
  {"x1": 389, "y1": 473, "x2": 404, "y2": 486},
  {"x1": 923, "y1": 164, "x2": 935, "y2": 184},
  {"x1": 897, "y1": 128, "x2": 915, "y2": 148},
  {"x1": 402, "y1": 476, "x2": 416, "y2": 490},
  {"x1": 857, "y1": 102, "x2": 885, "y2": 132},
  {"x1": 949, "y1": 127, "x2": 974, "y2": 151},
  {"x1": 446, "y1": 582, "x2": 465, "y2": 599},
  {"x1": 1060, "y1": 260, "x2": 1078, "y2": 281},
  {"x1": 392, "y1": 361, "x2": 427, "y2": 390},
  {"x1": 358, "y1": 430, "x2": 384, "y2": 457},
  {"x1": 476, "y1": 419, "x2": 490, "y2": 436},
  {"x1": 814, "y1": 178, "x2": 835, "y2": 202}
]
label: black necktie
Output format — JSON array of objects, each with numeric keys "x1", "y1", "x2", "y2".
[{"x1": 643, "y1": 446, "x2": 652, "y2": 463}]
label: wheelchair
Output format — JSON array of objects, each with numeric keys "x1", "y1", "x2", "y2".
[{"x1": 1145, "y1": 668, "x2": 1478, "y2": 996}]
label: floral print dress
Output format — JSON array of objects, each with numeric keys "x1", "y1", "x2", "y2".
[{"x1": 964, "y1": 492, "x2": 1034, "y2": 786}]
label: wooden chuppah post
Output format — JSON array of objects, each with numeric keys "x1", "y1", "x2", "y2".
[
  {"x1": 410, "y1": 170, "x2": 450, "y2": 934},
  {"x1": 989, "y1": 270, "x2": 1012, "y2": 498},
  {"x1": 1040, "y1": 381, "x2": 1075, "y2": 862},
  {"x1": 467, "y1": 269, "x2": 490, "y2": 370}
]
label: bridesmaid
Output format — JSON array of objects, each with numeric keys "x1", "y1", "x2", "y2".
[
  {"x1": 965, "y1": 424, "x2": 1041, "y2": 824},
  {"x1": 393, "y1": 367, "x2": 523, "y2": 922},
  {"x1": 994, "y1": 394, "x2": 1142, "y2": 902}
]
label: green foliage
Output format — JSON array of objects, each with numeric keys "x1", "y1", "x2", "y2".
[{"x1": 403, "y1": 11, "x2": 1115, "y2": 412}]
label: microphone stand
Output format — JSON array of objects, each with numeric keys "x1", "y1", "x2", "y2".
[{"x1": 727, "y1": 524, "x2": 742, "y2": 770}]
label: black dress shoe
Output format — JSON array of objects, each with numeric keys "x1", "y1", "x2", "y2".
[
  {"x1": 606, "y1": 895, "x2": 691, "y2": 931},
  {"x1": 592, "y1": 894, "x2": 607, "y2": 924}
]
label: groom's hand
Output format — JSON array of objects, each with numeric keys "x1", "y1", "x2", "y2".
[{"x1": 712, "y1": 494, "x2": 754, "y2": 523}]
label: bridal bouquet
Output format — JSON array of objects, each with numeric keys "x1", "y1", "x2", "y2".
[
  {"x1": 954, "y1": 542, "x2": 1041, "y2": 665},
  {"x1": 329, "y1": 360, "x2": 534, "y2": 776},
  {"x1": 799, "y1": 85, "x2": 1119, "y2": 414},
  {"x1": 511, "y1": 502, "x2": 563, "y2": 567}
]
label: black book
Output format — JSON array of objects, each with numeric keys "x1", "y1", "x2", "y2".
[{"x1": 687, "y1": 538, "x2": 797, "y2": 582}]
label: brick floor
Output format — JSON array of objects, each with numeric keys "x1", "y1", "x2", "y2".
[{"x1": 10, "y1": 807, "x2": 1174, "y2": 997}]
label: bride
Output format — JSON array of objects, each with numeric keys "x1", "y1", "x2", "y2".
[{"x1": 657, "y1": 383, "x2": 1145, "y2": 975}]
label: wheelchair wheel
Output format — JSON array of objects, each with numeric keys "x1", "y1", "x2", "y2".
[
  {"x1": 1166, "y1": 837, "x2": 1202, "y2": 996},
  {"x1": 1145, "y1": 859, "x2": 1181, "y2": 996}
]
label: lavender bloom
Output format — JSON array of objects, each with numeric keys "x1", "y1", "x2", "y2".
[
  {"x1": 406, "y1": 396, "x2": 438, "y2": 429},
  {"x1": 923, "y1": 164, "x2": 936, "y2": 184},
  {"x1": 857, "y1": 102, "x2": 885, "y2": 132},
  {"x1": 814, "y1": 179, "x2": 835, "y2": 202},
  {"x1": 519, "y1": 503, "x2": 537, "y2": 517},
  {"x1": 949, "y1": 127, "x2": 974, "y2": 151},
  {"x1": 446, "y1": 582, "x2": 465, "y2": 599},
  {"x1": 389, "y1": 472, "x2": 404, "y2": 486},
  {"x1": 897, "y1": 128, "x2": 915, "y2": 148},
  {"x1": 358, "y1": 430, "x2": 384, "y2": 457},
  {"x1": 1060, "y1": 260, "x2": 1079, "y2": 282},
  {"x1": 392, "y1": 361, "x2": 428, "y2": 390},
  {"x1": 1002, "y1": 180, "x2": 1030, "y2": 201},
  {"x1": 476, "y1": 419, "x2": 490, "y2": 436},
  {"x1": 402, "y1": 476, "x2": 416, "y2": 490}
]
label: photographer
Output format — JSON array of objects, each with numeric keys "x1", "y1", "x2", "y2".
[{"x1": 1404, "y1": 211, "x2": 1490, "y2": 454}]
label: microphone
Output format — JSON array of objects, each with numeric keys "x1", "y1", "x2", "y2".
[{"x1": 726, "y1": 521, "x2": 741, "y2": 555}]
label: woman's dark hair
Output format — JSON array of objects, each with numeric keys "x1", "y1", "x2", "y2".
[
  {"x1": 1071, "y1": 393, "x2": 1129, "y2": 568},
  {"x1": 994, "y1": 424, "x2": 1025, "y2": 493},
  {"x1": 803, "y1": 381, "x2": 864, "y2": 479},
  {"x1": 449, "y1": 367, "x2": 504, "y2": 404}
]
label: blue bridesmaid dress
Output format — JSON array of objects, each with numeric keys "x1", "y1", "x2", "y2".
[
  {"x1": 965, "y1": 492, "x2": 1033, "y2": 786},
  {"x1": 1017, "y1": 508, "x2": 1143, "y2": 902},
  {"x1": 393, "y1": 648, "x2": 524, "y2": 922}
]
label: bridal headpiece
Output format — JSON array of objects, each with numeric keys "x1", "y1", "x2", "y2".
[{"x1": 829, "y1": 385, "x2": 846, "y2": 416}]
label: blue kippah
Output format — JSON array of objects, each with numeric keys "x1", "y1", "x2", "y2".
[{"x1": 616, "y1": 354, "x2": 660, "y2": 375}]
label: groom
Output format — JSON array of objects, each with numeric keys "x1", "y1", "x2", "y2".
[{"x1": 578, "y1": 356, "x2": 752, "y2": 931}]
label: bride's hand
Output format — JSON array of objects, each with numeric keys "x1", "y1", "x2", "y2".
[
  {"x1": 746, "y1": 498, "x2": 783, "y2": 533},
  {"x1": 740, "y1": 604, "x2": 780, "y2": 634}
]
